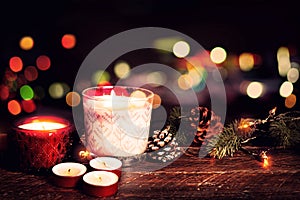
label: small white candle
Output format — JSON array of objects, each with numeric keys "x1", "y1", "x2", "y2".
[
  {"x1": 52, "y1": 162, "x2": 87, "y2": 177},
  {"x1": 83, "y1": 171, "x2": 118, "y2": 186},
  {"x1": 90, "y1": 157, "x2": 122, "y2": 170}
]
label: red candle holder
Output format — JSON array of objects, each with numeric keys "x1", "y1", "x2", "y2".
[{"x1": 13, "y1": 115, "x2": 74, "y2": 170}]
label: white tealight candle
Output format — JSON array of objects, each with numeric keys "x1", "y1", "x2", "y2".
[
  {"x1": 83, "y1": 171, "x2": 118, "y2": 186},
  {"x1": 83, "y1": 171, "x2": 119, "y2": 197},
  {"x1": 89, "y1": 157, "x2": 122, "y2": 178},
  {"x1": 51, "y1": 162, "x2": 87, "y2": 188}
]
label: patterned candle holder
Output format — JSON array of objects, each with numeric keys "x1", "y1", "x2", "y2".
[
  {"x1": 82, "y1": 86, "x2": 154, "y2": 159},
  {"x1": 13, "y1": 115, "x2": 74, "y2": 171}
]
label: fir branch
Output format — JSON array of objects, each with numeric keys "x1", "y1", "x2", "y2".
[
  {"x1": 268, "y1": 111, "x2": 300, "y2": 148},
  {"x1": 208, "y1": 122, "x2": 242, "y2": 159}
]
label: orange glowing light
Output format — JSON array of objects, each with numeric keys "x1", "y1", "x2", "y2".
[
  {"x1": 24, "y1": 66, "x2": 38, "y2": 81},
  {"x1": 8, "y1": 100, "x2": 22, "y2": 115},
  {"x1": 269, "y1": 107, "x2": 277, "y2": 115},
  {"x1": 263, "y1": 158, "x2": 269, "y2": 168},
  {"x1": 20, "y1": 36, "x2": 34, "y2": 50},
  {"x1": 36, "y1": 55, "x2": 51, "y2": 71},
  {"x1": 66, "y1": 92, "x2": 81, "y2": 107},
  {"x1": 79, "y1": 150, "x2": 91, "y2": 160},
  {"x1": 152, "y1": 94, "x2": 162, "y2": 109},
  {"x1": 9, "y1": 56, "x2": 23, "y2": 72},
  {"x1": 97, "y1": 81, "x2": 112, "y2": 87},
  {"x1": 61, "y1": 34, "x2": 76, "y2": 49},
  {"x1": 238, "y1": 118, "x2": 255, "y2": 133}
]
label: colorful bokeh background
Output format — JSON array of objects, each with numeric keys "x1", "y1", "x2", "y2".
[{"x1": 1, "y1": 1, "x2": 299, "y2": 131}]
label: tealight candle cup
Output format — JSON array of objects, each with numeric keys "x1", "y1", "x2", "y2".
[
  {"x1": 82, "y1": 171, "x2": 119, "y2": 197},
  {"x1": 12, "y1": 115, "x2": 74, "y2": 170},
  {"x1": 89, "y1": 157, "x2": 122, "y2": 179},
  {"x1": 51, "y1": 162, "x2": 87, "y2": 188}
]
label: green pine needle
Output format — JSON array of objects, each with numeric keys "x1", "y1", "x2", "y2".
[
  {"x1": 269, "y1": 111, "x2": 300, "y2": 148},
  {"x1": 208, "y1": 122, "x2": 242, "y2": 159}
]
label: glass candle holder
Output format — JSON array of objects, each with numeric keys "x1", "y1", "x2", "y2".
[
  {"x1": 13, "y1": 115, "x2": 74, "y2": 171},
  {"x1": 82, "y1": 86, "x2": 154, "y2": 158}
]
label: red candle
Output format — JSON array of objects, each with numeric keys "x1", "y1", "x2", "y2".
[{"x1": 13, "y1": 115, "x2": 74, "y2": 170}]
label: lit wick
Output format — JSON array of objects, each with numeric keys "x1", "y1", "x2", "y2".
[{"x1": 68, "y1": 169, "x2": 71, "y2": 173}]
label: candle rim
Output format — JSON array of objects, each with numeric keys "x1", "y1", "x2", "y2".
[
  {"x1": 90, "y1": 157, "x2": 122, "y2": 170},
  {"x1": 82, "y1": 86, "x2": 154, "y2": 101},
  {"x1": 52, "y1": 162, "x2": 87, "y2": 177},
  {"x1": 83, "y1": 171, "x2": 118, "y2": 186},
  {"x1": 14, "y1": 115, "x2": 72, "y2": 131}
]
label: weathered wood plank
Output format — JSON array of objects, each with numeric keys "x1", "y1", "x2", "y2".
[{"x1": 0, "y1": 148, "x2": 300, "y2": 199}]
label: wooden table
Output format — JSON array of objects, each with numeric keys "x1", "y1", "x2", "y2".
[{"x1": 1, "y1": 147, "x2": 300, "y2": 199}]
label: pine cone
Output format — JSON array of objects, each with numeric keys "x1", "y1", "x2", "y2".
[
  {"x1": 188, "y1": 107, "x2": 223, "y2": 146},
  {"x1": 147, "y1": 138, "x2": 181, "y2": 162},
  {"x1": 146, "y1": 126, "x2": 173, "y2": 152}
]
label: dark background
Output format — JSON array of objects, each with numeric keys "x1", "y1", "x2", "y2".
[{"x1": 1, "y1": 0, "x2": 300, "y2": 130}]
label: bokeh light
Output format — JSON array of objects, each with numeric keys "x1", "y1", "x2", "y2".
[
  {"x1": 285, "y1": 94, "x2": 296, "y2": 108},
  {"x1": 287, "y1": 68, "x2": 299, "y2": 83},
  {"x1": 24, "y1": 66, "x2": 38, "y2": 81},
  {"x1": 36, "y1": 55, "x2": 51, "y2": 71},
  {"x1": 277, "y1": 47, "x2": 291, "y2": 77},
  {"x1": 0, "y1": 85, "x2": 9, "y2": 100},
  {"x1": 279, "y1": 81, "x2": 293, "y2": 97},
  {"x1": 21, "y1": 100, "x2": 36, "y2": 113},
  {"x1": 61, "y1": 34, "x2": 76, "y2": 49},
  {"x1": 152, "y1": 94, "x2": 162, "y2": 109},
  {"x1": 114, "y1": 61, "x2": 131, "y2": 79},
  {"x1": 239, "y1": 53, "x2": 254, "y2": 71},
  {"x1": 49, "y1": 82, "x2": 64, "y2": 99},
  {"x1": 66, "y1": 91, "x2": 81, "y2": 107},
  {"x1": 246, "y1": 81, "x2": 264, "y2": 98},
  {"x1": 9, "y1": 56, "x2": 23, "y2": 72},
  {"x1": 92, "y1": 70, "x2": 111, "y2": 85},
  {"x1": 210, "y1": 47, "x2": 227, "y2": 64},
  {"x1": 20, "y1": 85, "x2": 34, "y2": 100},
  {"x1": 8, "y1": 100, "x2": 21, "y2": 115},
  {"x1": 178, "y1": 74, "x2": 193, "y2": 90},
  {"x1": 146, "y1": 71, "x2": 167, "y2": 87},
  {"x1": 172, "y1": 41, "x2": 190, "y2": 58},
  {"x1": 19, "y1": 36, "x2": 34, "y2": 50}
]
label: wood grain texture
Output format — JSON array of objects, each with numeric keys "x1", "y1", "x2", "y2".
[{"x1": 1, "y1": 147, "x2": 300, "y2": 199}]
